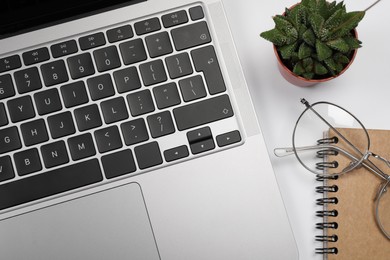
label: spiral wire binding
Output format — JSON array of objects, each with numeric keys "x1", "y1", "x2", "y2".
[{"x1": 315, "y1": 137, "x2": 339, "y2": 255}]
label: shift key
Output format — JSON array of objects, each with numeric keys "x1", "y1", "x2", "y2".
[{"x1": 173, "y1": 94, "x2": 233, "y2": 131}]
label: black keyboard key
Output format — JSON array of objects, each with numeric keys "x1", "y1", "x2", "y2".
[
  {"x1": 192, "y1": 45, "x2": 226, "y2": 95},
  {"x1": 79, "y1": 32, "x2": 106, "y2": 50},
  {"x1": 67, "y1": 53, "x2": 95, "y2": 79},
  {"x1": 164, "y1": 145, "x2": 189, "y2": 162},
  {"x1": 101, "y1": 97, "x2": 129, "y2": 124},
  {"x1": 113, "y1": 66, "x2": 141, "y2": 93},
  {"x1": 119, "y1": 39, "x2": 147, "y2": 65},
  {"x1": 0, "y1": 74, "x2": 16, "y2": 100},
  {"x1": 41, "y1": 140, "x2": 69, "y2": 168},
  {"x1": 127, "y1": 90, "x2": 155, "y2": 116},
  {"x1": 0, "y1": 103, "x2": 8, "y2": 127},
  {"x1": 0, "y1": 156, "x2": 15, "y2": 182},
  {"x1": 134, "y1": 17, "x2": 161, "y2": 35},
  {"x1": 171, "y1": 21, "x2": 211, "y2": 51},
  {"x1": 74, "y1": 104, "x2": 102, "y2": 131},
  {"x1": 93, "y1": 46, "x2": 121, "y2": 72},
  {"x1": 20, "y1": 119, "x2": 49, "y2": 146},
  {"x1": 14, "y1": 67, "x2": 43, "y2": 94},
  {"x1": 139, "y1": 60, "x2": 167, "y2": 86},
  {"x1": 68, "y1": 133, "x2": 96, "y2": 161},
  {"x1": 189, "y1": 6, "x2": 204, "y2": 21},
  {"x1": 187, "y1": 127, "x2": 215, "y2": 154},
  {"x1": 190, "y1": 138, "x2": 215, "y2": 154},
  {"x1": 34, "y1": 88, "x2": 62, "y2": 115},
  {"x1": 40, "y1": 60, "x2": 69, "y2": 86},
  {"x1": 0, "y1": 55, "x2": 21, "y2": 73},
  {"x1": 14, "y1": 148, "x2": 42, "y2": 176},
  {"x1": 0, "y1": 159, "x2": 103, "y2": 210},
  {"x1": 153, "y1": 82, "x2": 181, "y2": 109},
  {"x1": 60, "y1": 81, "x2": 89, "y2": 108},
  {"x1": 22, "y1": 47, "x2": 50, "y2": 66},
  {"x1": 7, "y1": 96, "x2": 35, "y2": 123},
  {"x1": 187, "y1": 126, "x2": 212, "y2": 144},
  {"x1": 147, "y1": 111, "x2": 175, "y2": 138},
  {"x1": 162, "y1": 10, "x2": 188, "y2": 28},
  {"x1": 47, "y1": 112, "x2": 75, "y2": 139},
  {"x1": 179, "y1": 75, "x2": 207, "y2": 102},
  {"x1": 107, "y1": 25, "x2": 134, "y2": 43},
  {"x1": 0, "y1": 127, "x2": 21, "y2": 154},
  {"x1": 165, "y1": 52, "x2": 193, "y2": 79},
  {"x1": 121, "y1": 118, "x2": 149, "y2": 146},
  {"x1": 94, "y1": 126, "x2": 123, "y2": 153},
  {"x1": 173, "y1": 94, "x2": 233, "y2": 130},
  {"x1": 51, "y1": 40, "x2": 78, "y2": 58},
  {"x1": 87, "y1": 74, "x2": 115, "y2": 101},
  {"x1": 216, "y1": 130, "x2": 241, "y2": 147},
  {"x1": 145, "y1": 32, "x2": 173, "y2": 58},
  {"x1": 134, "y1": 142, "x2": 163, "y2": 170},
  {"x1": 102, "y1": 149, "x2": 136, "y2": 179}
]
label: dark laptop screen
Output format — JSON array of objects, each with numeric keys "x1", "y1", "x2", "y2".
[{"x1": 0, "y1": 0, "x2": 145, "y2": 38}]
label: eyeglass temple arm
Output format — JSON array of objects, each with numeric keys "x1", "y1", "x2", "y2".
[{"x1": 274, "y1": 145, "x2": 390, "y2": 181}]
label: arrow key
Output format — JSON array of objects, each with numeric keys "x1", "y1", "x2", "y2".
[
  {"x1": 164, "y1": 145, "x2": 189, "y2": 162},
  {"x1": 190, "y1": 139, "x2": 215, "y2": 155},
  {"x1": 216, "y1": 130, "x2": 241, "y2": 147}
]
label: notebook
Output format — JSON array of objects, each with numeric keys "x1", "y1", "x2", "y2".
[
  {"x1": 316, "y1": 128, "x2": 390, "y2": 259},
  {"x1": 0, "y1": 0, "x2": 298, "y2": 259}
]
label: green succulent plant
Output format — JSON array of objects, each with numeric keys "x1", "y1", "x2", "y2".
[{"x1": 260, "y1": 0, "x2": 365, "y2": 80}]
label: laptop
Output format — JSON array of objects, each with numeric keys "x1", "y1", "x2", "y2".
[{"x1": 0, "y1": 0, "x2": 298, "y2": 259}]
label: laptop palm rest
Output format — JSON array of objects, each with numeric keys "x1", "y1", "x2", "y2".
[{"x1": 0, "y1": 182, "x2": 160, "y2": 260}]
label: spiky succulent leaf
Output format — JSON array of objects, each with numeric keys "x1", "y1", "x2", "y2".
[
  {"x1": 343, "y1": 35, "x2": 362, "y2": 49},
  {"x1": 273, "y1": 15, "x2": 298, "y2": 41},
  {"x1": 302, "y1": 28, "x2": 316, "y2": 46},
  {"x1": 301, "y1": 0, "x2": 317, "y2": 10},
  {"x1": 279, "y1": 42, "x2": 298, "y2": 59},
  {"x1": 309, "y1": 12, "x2": 325, "y2": 39},
  {"x1": 333, "y1": 53, "x2": 350, "y2": 64},
  {"x1": 302, "y1": 57, "x2": 314, "y2": 71},
  {"x1": 324, "y1": 57, "x2": 338, "y2": 71},
  {"x1": 316, "y1": 40, "x2": 333, "y2": 61},
  {"x1": 317, "y1": 0, "x2": 330, "y2": 19},
  {"x1": 326, "y1": 38, "x2": 349, "y2": 53},
  {"x1": 324, "y1": 9, "x2": 343, "y2": 31},
  {"x1": 293, "y1": 61, "x2": 305, "y2": 75},
  {"x1": 330, "y1": 11, "x2": 365, "y2": 39},
  {"x1": 302, "y1": 72, "x2": 315, "y2": 79},
  {"x1": 260, "y1": 29, "x2": 290, "y2": 46},
  {"x1": 314, "y1": 61, "x2": 329, "y2": 75},
  {"x1": 298, "y1": 43, "x2": 312, "y2": 59}
]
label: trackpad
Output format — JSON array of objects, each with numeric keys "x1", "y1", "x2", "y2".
[{"x1": 0, "y1": 183, "x2": 160, "y2": 260}]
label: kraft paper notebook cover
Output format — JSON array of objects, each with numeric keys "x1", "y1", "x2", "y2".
[{"x1": 316, "y1": 128, "x2": 390, "y2": 259}]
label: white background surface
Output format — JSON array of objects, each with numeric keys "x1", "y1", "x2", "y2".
[{"x1": 221, "y1": 0, "x2": 390, "y2": 259}]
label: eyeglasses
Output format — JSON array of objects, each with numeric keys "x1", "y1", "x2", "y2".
[{"x1": 274, "y1": 99, "x2": 390, "y2": 240}]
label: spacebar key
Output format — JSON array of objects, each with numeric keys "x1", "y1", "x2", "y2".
[
  {"x1": 0, "y1": 159, "x2": 103, "y2": 210},
  {"x1": 173, "y1": 94, "x2": 234, "y2": 131}
]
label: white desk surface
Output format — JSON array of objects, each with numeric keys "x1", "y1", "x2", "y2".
[{"x1": 221, "y1": 0, "x2": 390, "y2": 259}]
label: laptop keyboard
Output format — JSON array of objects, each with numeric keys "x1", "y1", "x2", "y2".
[{"x1": 0, "y1": 5, "x2": 242, "y2": 211}]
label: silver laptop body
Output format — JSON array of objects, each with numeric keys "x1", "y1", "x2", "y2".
[{"x1": 0, "y1": 0, "x2": 297, "y2": 259}]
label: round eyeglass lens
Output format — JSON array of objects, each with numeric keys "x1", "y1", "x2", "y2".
[
  {"x1": 377, "y1": 182, "x2": 390, "y2": 239},
  {"x1": 293, "y1": 102, "x2": 369, "y2": 176}
]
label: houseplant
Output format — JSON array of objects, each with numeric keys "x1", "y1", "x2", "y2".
[{"x1": 260, "y1": 0, "x2": 365, "y2": 86}]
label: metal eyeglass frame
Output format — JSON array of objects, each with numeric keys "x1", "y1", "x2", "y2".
[{"x1": 274, "y1": 98, "x2": 390, "y2": 240}]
